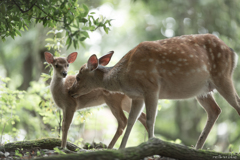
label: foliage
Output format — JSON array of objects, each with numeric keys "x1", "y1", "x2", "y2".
[
  {"x1": 0, "y1": 0, "x2": 112, "y2": 49},
  {"x1": 0, "y1": 77, "x2": 24, "y2": 144},
  {"x1": 54, "y1": 147, "x2": 66, "y2": 155},
  {"x1": 15, "y1": 149, "x2": 22, "y2": 157}
]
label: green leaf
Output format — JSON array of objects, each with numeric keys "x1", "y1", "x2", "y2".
[
  {"x1": 73, "y1": 39, "x2": 77, "y2": 49},
  {"x1": 79, "y1": 37, "x2": 87, "y2": 41},
  {"x1": 15, "y1": 30, "x2": 21, "y2": 36},
  {"x1": 104, "y1": 26, "x2": 108, "y2": 34},
  {"x1": 45, "y1": 38, "x2": 53, "y2": 42},
  {"x1": 79, "y1": 18, "x2": 88, "y2": 23},
  {"x1": 82, "y1": 4, "x2": 89, "y2": 17},
  {"x1": 10, "y1": 32, "x2": 15, "y2": 39},
  {"x1": 89, "y1": 26, "x2": 95, "y2": 31},
  {"x1": 81, "y1": 31, "x2": 89, "y2": 38},
  {"x1": 67, "y1": 37, "x2": 72, "y2": 49}
]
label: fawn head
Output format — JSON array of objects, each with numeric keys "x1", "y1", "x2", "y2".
[
  {"x1": 69, "y1": 51, "x2": 114, "y2": 98},
  {"x1": 44, "y1": 52, "x2": 78, "y2": 78}
]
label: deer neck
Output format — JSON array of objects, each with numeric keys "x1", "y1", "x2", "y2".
[{"x1": 96, "y1": 66, "x2": 122, "y2": 92}]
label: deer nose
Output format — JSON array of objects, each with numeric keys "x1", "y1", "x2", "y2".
[{"x1": 62, "y1": 71, "x2": 67, "y2": 77}]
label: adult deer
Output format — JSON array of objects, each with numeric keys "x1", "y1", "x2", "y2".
[
  {"x1": 69, "y1": 34, "x2": 240, "y2": 149},
  {"x1": 44, "y1": 52, "x2": 147, "y2": 149}
]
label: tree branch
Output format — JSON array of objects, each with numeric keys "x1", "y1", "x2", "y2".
[{"x1": 12, "y1": 0, "x2": 36, "y2": 13}]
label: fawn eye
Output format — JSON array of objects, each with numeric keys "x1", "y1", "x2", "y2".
[
  {"x1": 55, "y1": 64, "x2": 58, "y2": 68},
  {"x1": 76, "y1": 77, "x2": 80, "y2": 81},
  {"x1": 67, "y1": 64, "x2": 69, "y2": 67}
]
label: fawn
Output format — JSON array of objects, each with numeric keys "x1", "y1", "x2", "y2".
[
  {"x1": 69, "y1": 34, "x2": 240, "y2": 149},
  {"x1": 44, "y1": 52, "x2": 147, "y2": 149}
]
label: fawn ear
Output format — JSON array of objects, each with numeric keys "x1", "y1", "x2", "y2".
[
  {"x1": 87, "y1": 54, "x2": 98, "y2": 71},
  {"x1": 44, "y1": 52, "x2": 54, "y2": 64},
  {"x1": 99, "y1": 51, "x2": 114, "y2": 66},
  {"x1": 67, "y1": 52, "x2": 78, "y2": 63}
]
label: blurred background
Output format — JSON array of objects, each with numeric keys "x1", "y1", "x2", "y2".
[{"x1": 1, "y1": 0, "x2": 240, "y2": 152}]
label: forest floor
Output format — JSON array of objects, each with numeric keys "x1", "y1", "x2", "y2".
[{"x1": 0, "y1": 140, "x2": 175, "y2": 160}]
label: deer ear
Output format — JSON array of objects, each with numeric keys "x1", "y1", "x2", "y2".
[
  {"x1": 87, "y1": 54, "x2": 98, "y2": 71},
  {"x1": 99, "y1": 51, "x2": 114, "y2": 66},
  {"x1": 44, "y1": 52, "x2": 54, "y2": 64},
  {"x1": 67, "y1": 52, "x2": 78, "y2": 63}
]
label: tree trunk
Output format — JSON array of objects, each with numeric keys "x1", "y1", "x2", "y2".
[
  {"x1": 0, "y1": 138, "x2": 81, "y2": 153},
  {"x1": 34, "y1": 138, "x2": 239, "y2": 160}
]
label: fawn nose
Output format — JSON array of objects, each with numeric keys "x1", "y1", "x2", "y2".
[{"x1": 62, "y1": 71, "x2": 67, "y2": 77}]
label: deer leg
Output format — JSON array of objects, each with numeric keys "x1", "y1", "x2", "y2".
[
  {"x1": 61, "y1": 109, "x2": 75, "y2": 148},
  {"x1": 195, "y1": 94, "x2": 221, "y2": 149},
  {"x1": 121, "y1": 96, "x2": 148, "y2": 131},
  {"x1": 213, "y1": 77, "x2": 240, "y2": 115},
  {"x1": 119, "y1": 99, "x2": 144, "y2": 149},
  {"x1": 144, "y1": 92, "x2": 159, "y2": 138},
  {"x1": 105, "y1": 100, "x2": 127, "y2": 149}
]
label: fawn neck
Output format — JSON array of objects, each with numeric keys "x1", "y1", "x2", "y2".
[{"x1": 50, "y1": 70, "x2": 65, "y2": 92}]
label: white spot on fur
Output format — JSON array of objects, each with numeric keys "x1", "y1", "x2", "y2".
[
  {"x1": 164, "y1": 53, "x2": 167, "y2": 55},
  {"x1": 209, "y1": 48, "x2": 212, "y2": 52},
  {"x1": 203, "y1": 45, "x2": 206, "y2": 49},
  {"x1": 149, "y1": 59, "x2": 154, "y2": 62},
  {"x1": 217, "y1": 53, "x2": 221, "y2": 58},
  {"x1": 211, "y1": 54, "x2": 214, "y2": 60},
  {"x1": 202, "y1": 65, "x2": 208, "y2": 72},
  {"x1": 140, "y1": 59, "x2": 147, "y2": 62},
  {"x1": 213, "y1": 42, "x2": 216, "y2": 47},
  {"x1": 213, "y1": 64, "x2": 216, "y2": 69},
  {"x1": 150, "y1": 68, "x2": 158, "y2": 74},
  {"x1": 190, "y1": 55, "x2": 194, "y2": 58},
  {"x1": 178, "y1": 58, "x2": 182, "y2": 61}
]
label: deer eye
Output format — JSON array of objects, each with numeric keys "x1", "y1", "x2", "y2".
[
  {"x1": 67, "y1": 64, "x2": 69, "y2": 67},
  {"x1": 76, "y1": 77, "x2": 80, "y2": 81},
  {"x1": 55, "y1": 64, "x2": 58, "y2": 68}
]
